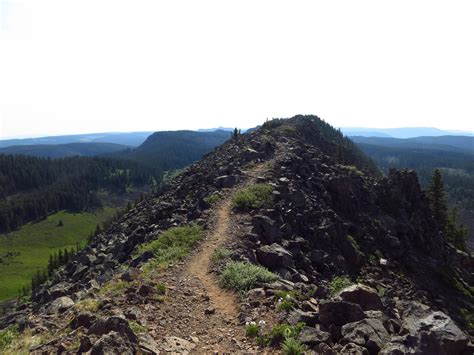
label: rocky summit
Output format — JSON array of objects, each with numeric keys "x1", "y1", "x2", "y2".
[{"x1": 1, "y1": 115, "x2": 473, "y2": 354}]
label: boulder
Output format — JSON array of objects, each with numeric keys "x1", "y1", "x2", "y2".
[
  {"x1": 90, "y1": 331, "x2": 137, "y2": 355},
  {"x1": 338, "y1": 284, "x2": 383, "y2": 311},
  {"x1": 88, "y1": 316, "x2": 138, "y2": 343},
  {"x1": 319, "y1": 301, "x2": 365, "y2": 327},
  {"x1": 252, "y1": 215, "x2": 282, "y2": 244},
  {"x1": 214, "y1": 175, "x2": 240, "y2": 188},
  {"x1": 256, "y1": 244, "x2": 293, "y2": 269},
  {"x1": 298, "y1": 326, "x2": 332, "y2": 346},
  {"x1": 340, "y1": 342, "x2": 370, "y2": 355},
  {"x1": 287, "y1": 309, "x2": 319, "y2": 327},
  {"x1": 341, "y1": 318, "x2": 390, "y2": 354},
  {"x1": 380, "y1": 302, "x2": 470, "y2": 355},
  {"x1": 48, "y1": 296, "x2": 74, "y2": 314},
  {"x1": 71, "y1": 312, "x2": 96, "y2": 329}
]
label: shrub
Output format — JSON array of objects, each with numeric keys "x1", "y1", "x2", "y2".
[
  {"x1": 212, "y1": 248, "x2": 232, "y2": 263},
  {"x1": 204, "y1": 193, "x2": 221, "y2": 205},
  {"x1": 277, "y1": 298, "x2": 295, "y2": 312},
  {"x1": 0, "y1": 326, "x2": 19, "y2": 351},
  {"x1": 281, "y1": 338, "x2": 306, "y2": 355},
  {"x1": 329, "y1": 276, "x2": 352, "y2": 296},
  {"x1": 74, "y1": 298, "x2": 100, "y2": 312},
  {"x1": 246, "y1": 323, "x2": 260, "y2": 337},
  {"x1": 220, "y1": 261, "x2": 277, "y2": 293},
  {"x1": 258, "y1": 323, "x2": 305, "y2": 346},
  {"x1": 138, "y1": 224, "x2": 204, "y2": 268},
  {"x1": 129, "y1": 321, "x2": 147, "y2": 334},
  {"x1": 232, "y1": 184, "x2": 273, "y2": 211},
  {"x1": 156, "y1": 283, "x2": 166, "y2": 295}
]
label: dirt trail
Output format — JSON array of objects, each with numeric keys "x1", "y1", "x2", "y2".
[
  {"x1": 186, "y1": 199, "x2": 239, "y2": 318},
  {"x1": 150, "y1": 163, "x2": 272, "y2": 353}
]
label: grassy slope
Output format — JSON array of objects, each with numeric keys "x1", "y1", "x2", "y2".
[{"x1": 0, "y1": 208, "x2": 115, "y2": 301}]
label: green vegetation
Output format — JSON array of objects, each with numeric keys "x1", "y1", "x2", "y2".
[
  {"x1": 211, "y1": 248, "x2": 232, "y2": 263},
  {"x1": 129, "y1": 321, "x2": 147, "y2": 334},
  {"x1": 245, "y1": 323, "x2": 260, "y2": 337},
  {"x1": 138, "y1": 224, "x2": 204, "y2": 269},
  {"x1": 232, "y1": 184, "x2": 273, "y2": 211},
  {"x1": 277, "y1": 298, "x2": 295, "y2": 312},
  {"x1": 74, "y1": 298, "x2": 100, "y2": 313},
  {"x1": 0, "y1": 326, "x2": 19, "y2": 352},
  {"x1": 0, "y1": 208, "x2": 115, "y2": 302},
  {"x1": 156, "y1": 283, "x2": 166, "y2": 295},
  {"x1": 281, "y1": 338, "x2": 306, "y2": 355},
  {"x1": 347, "y1": 235, "x2": 360, "y2": 249},
  {"x1": 219, "y1": 261, "x2": 278, "y2": 293},
  {"x1": 204, "y1": 193, "x2": 222, "y2": 205},
  {"x1": 329, "y1": 276, "x2": 352, "y2": 296},
  {"x1": 257, "y1": 322, "x2": 305, "y2": 347}
]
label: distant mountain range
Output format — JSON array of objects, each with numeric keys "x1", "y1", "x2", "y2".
[
  {"x1": 341, "y1": 127, "x2": 474, "y2": 138},
  {"x1": 351, "y1": 135, "x2": 474, "y2": 155},
  {"x1": 0, "y1": 132, "x2": 154, "y2": 149},
  {"x1": 0, "y1": 142, "x2": 129, "y2": 158}
]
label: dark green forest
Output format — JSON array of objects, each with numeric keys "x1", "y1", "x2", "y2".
[{"x1": 0, "y1": 155, "x2": 157, "y2": 233}]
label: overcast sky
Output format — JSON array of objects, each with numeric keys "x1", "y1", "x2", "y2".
[{"x1": 1, "y1": 1, "x2": 473, "y2": 138}]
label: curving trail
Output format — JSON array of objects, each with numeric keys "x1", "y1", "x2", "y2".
[{"x1": 186, "y1": 199, "x2": 239, "y2": 318}]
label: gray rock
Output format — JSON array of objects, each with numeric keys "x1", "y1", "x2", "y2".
[
  {"x1": 71, "y1": 312, "x2": 96, "y2": 329},
  {"x1": 48, "y1": 296, "x2": 74, "y2": 314},
  {"x1": 252, "y1": 215, "x2": 282, "y2": 244},
  {"x1": 90, "y1": 331, "x2": 136, "y2": 355},
  {"x1": 257, "y1": 243, "x2": 293, "y2": 269},
  {"x1": 380, "y1": 302, "x2": 470, "y2": 355},
  {"x1": 88, "y1": 316, "x2": 138, "y2": 343},
  {"x1": 340, "y1": 342, "x2": 370, "y2": 355},
  {"x1": 338, "y1": 284, "x2": 383, "y2": 311},
  {"x1": 298, "y1": 326, "x2": 331, "y2": 346},
  {"x1": 214, "y1": 175, "x2": 240, "y2": 188},
  {"x1": 341, "y1": 318, "x2": 390, "y2": 354},
  {"x1": 319, "y1": 301, "x2": 365, "y2": 327},
  {"x1": 287, "y1": 309, "x2": 319, "y2": 327}
]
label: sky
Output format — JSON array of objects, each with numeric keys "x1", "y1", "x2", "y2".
[{"x1": 1, "y1": 1, "x2": 473, "y2": 139}]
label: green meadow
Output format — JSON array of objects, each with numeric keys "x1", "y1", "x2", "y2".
[{"x1": 0, "y1": 208, "x2": 115, "y2": 302}]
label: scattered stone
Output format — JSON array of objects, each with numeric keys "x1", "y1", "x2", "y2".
[{"x1": 298, "y1": 326, "x2": 332, "y2": 346}]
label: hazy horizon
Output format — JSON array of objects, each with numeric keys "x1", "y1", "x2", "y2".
[
  {"x1": 2, "y1": 1, "x2": 474, "y2": 138},
  {"x1": 0, "y1": 123, "x2": 473, "y2": 141}
]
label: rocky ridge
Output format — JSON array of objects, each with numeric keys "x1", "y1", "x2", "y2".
[{"x1": 1, "y1": 115, "x2": 473, "y2": 354}]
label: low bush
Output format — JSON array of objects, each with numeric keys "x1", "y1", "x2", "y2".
[
  {"x1": 232, "y1": 184, "x2": 273, "y2": 211},
  {"x1": 138, "y1": 224, "x2": 204, "y2": 268},
  {"x1": 212, "y1": 248, "x2": 232, "y2": 263},
  {"x1": 245, "y1": 323, "x2": 260, "y2": 337},
  {"x1": 281, "y1": 337, "x2": 306, "y2": 355},
  {"x1": 0, "y1": 326, "x2": 19, "y2": 351},
  {"x1": 329, "y1": 275, "x2": 352, "y2": 296},
  {"x1": 220, "y1": 261, "x2": 277, "y2": 293},
  {"x1": 258, "y1": 322, "x2": 305, "y2": 347},
  {"x1": 204, "y1": 193, "x2": 221, "y2": 205}
]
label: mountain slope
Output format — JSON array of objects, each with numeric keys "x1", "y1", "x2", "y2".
[
  {"x1": 342, "y1": 127, "x2": 474, "y2": 138},
  {"x1": 1, "y1": 115, "x2": 473, "y2": 354},
  {"x1": 121, "y1": 129, "x2": 231, "y2": 172},
  {"x1": 0, "y1": 142, "x2": 129, "y2": 158}
]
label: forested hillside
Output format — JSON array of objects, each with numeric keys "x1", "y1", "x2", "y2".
[
  {"x1": 118, "y1": 129, "x2": 231, "y2": 172},
  {"x1": 355, "y1": 139, "x2": 474, "y2": 250},
  {"x1": 0, "y1": 155, "x2": 156, "y2": 233}
]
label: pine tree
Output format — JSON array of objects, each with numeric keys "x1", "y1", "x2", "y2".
[
  {"x1": 428, "y1": 169, "x2": 448, "y2": 230},
  {"x1": 445, "y1": 208, "x2": 469, "y2": 251}
]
